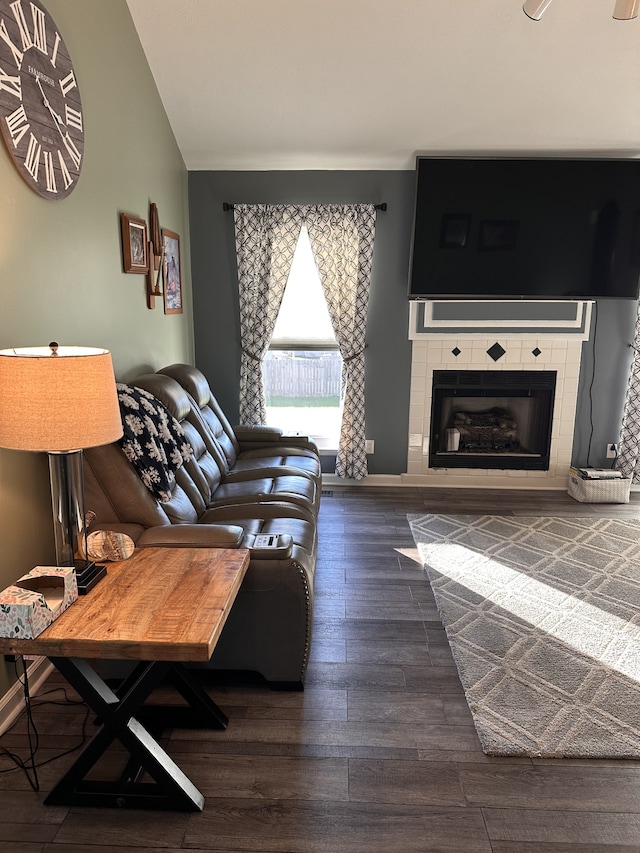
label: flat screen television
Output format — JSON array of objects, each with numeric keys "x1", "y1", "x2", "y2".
[{"x1": 408, "y1": 156, "x2": 640, "y2": 300}]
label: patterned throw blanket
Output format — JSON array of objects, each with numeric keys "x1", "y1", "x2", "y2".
[{"x1": 117, "y1": 383, "x2": 192, "y2": 502}]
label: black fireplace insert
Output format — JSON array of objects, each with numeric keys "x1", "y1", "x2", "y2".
[{"x1": 429, "y1": 370, "x2": 556, "y2": 471}]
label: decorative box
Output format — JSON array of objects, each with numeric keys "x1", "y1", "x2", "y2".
[
  {"x1": 0, "y1": 566, "x2": 78, "y2": 639},
  {"x1": 568, "y1": 474, "x2": 631, "y2": 504}
]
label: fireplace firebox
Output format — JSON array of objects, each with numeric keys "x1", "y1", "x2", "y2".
[{"x1": 429, "y1": 370, "x2": 556, "y2": 471}]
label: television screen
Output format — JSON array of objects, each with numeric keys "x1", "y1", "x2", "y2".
[{"x1": 408, "y1": 157, "x2": 640, "y2": 300}]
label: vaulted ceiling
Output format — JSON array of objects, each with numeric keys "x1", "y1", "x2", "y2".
[{"x1": 125, "y1": 0, "x2": 640, "y2": 170}]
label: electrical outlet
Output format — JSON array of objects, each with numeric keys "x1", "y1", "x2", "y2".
[
  {"x1": 606, "y1": 443, "x2": 618, "y2": 459},
  {"x1": 365, "y1": 439, "x2": 374, "y2": 454}
]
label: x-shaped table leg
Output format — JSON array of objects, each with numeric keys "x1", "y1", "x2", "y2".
[{"x1": 44, "y1": 657, "x2": 225, "y2": 811}]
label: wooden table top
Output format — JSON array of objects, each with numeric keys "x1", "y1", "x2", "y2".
[{"x1": 0, "y1": 547, "x2": 250, "y2": 662}]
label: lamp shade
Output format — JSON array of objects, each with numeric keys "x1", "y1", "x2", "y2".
[{"x1": 0, "y1": 345, "x2": 123, "y2": 452}]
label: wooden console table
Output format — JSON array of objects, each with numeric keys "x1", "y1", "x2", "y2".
[{"x1": 0, "y1": 546, "x2": 250, "y2": 811}]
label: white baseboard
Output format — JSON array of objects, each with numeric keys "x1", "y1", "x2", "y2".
[
  {"x1": 321, "y1": 473, "x2": 568, "y2": 489},
  {"x1": 321, "y1": 473, "x2": 638, "y2": 492},
  {"x1": 0, "y1": 657, "x2": 53, "y2": 736},
  {"x1": 322, "y1": 473, "x2": 404, "y2": 487}
]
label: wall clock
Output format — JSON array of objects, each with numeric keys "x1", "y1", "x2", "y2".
[{"x1": 0, "y1": 0, "x2": 83, "y2": 199}]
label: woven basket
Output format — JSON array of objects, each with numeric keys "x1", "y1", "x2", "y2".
[{"x1": 568, "y1": 474, "x2": 631, "y2": 504}]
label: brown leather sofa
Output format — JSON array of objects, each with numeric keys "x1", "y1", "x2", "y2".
[{"x1": 83, "y1": 367, "x2": 321, "y2": 688}]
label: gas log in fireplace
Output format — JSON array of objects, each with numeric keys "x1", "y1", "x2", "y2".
[{"x1": 429, "y1": 370, "x2": 556, "y2": 471}]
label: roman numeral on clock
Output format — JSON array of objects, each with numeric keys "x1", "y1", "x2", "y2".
[
  {"x1": 57, "y1": 148, "x2": 72, "y2": 189},
  {"x1": 0, "y1": 18, "x2": 23, "y2": 68},
  {"x1": 43, "y1": 148, "x2": 56, "y2": 193},
  {"x1": 10, "y1": 1, "x2": 45, "y2": 53},
  {"x1": 5, "y1": 102, "x2": 28, "y2": 145},
  {"x1": 0, "y1": 63, "x2": 20, "y2": 98},
  {"x1": 49, "y1": 29, "x2": 59, "y2": 67},
  {"x1": 64, "y1": 103, "x2": 82, "y2": 131},
  {"x1": 24, "y1": 130, "x2": 40, "y2": 180},
  {"x1": 59, "y1": 69, "x2": 76, "y2": 97},
  {"x1": 61, "y1": 130, "x2": 80, "y2": 168}
]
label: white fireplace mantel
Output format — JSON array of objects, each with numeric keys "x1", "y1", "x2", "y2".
[{"x1": 403, "y1": 300, "x2": 593, "y2": 489}]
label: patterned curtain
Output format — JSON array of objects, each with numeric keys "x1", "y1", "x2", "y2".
[
  {"x1": 306, "y1": 205, "x2": 377, "y2": 480},
  {"x1": 616, "y1": 300, "x2": 640, "y2": 481},
  {"x1": 234, "y1": 205, "x2": 304, "y2": 424}
]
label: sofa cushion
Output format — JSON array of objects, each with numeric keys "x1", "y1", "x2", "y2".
[
  {"x1": 132, "y1": 373, "x2": 318, "y2": 516},
  {"x1": 158, "y1": 363, "x2": 322, "y2": 482}
]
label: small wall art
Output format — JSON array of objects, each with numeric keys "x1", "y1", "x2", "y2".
[
  {"x1": 162, "y1": 229, "x2": 183, "y2": 315},
  {"x1": 120, "y1": 212, "x2": 149, "y2": 274}
]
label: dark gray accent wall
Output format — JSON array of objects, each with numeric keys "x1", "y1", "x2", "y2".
[
  {"x1": 188, "y1": 170, "x2": 639, "y2": 476},
  {"x1": 572, "y1": 300, "x2": 636, "y2": 468},
  {"x1": 188, "y1": 171, "x2": 415, "y2": 475}
]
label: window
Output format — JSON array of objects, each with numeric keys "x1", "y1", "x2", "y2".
[{"x1": 264, "y1": 225, "x2": 341, "y2": 450}]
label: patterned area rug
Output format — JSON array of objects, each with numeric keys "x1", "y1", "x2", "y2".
[{"x1": 408, "y1": 514, "x2": 640, "y2": 758}]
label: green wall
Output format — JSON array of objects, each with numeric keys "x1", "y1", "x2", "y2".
[{"x1": 0, "y1": 0, "x2": 193, "y2": 696}]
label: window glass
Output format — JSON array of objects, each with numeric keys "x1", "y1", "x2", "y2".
[
  {"x1": 271, "y1": 226, "x2": 335, "y2": 345},
  {"x1": 265, "y1": 226, "x2": 341, "y2": 450}
]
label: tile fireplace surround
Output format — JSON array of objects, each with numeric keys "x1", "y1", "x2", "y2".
[{"x1": 403, "y1": 300, "x2": 593, "y2": 489}]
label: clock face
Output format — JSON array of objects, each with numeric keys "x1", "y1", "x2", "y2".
[{"x1": 0, "y1": 0, "x2": 83, "y2": 199}]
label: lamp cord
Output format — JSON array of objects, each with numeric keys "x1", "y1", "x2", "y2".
[{"x1": 0, "y1": 658, "x2": 89, "y2": 791}]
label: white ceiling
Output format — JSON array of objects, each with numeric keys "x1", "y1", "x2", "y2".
[{"x1": 125, "y1": 0, "x2": 640, "y2": 171}]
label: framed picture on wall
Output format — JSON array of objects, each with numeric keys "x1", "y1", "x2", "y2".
[
  {"x1": 162, "y1": 229, "x2": 183, "y2": 315},
  {"x1": 120, "y1": 213, "x2": 149, "y2": 273}
]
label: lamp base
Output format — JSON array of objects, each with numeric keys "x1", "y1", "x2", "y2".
[{"x1": 74, "y1": 561, "x2": 107, "y2": 595}]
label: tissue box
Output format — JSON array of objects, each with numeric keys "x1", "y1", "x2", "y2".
[{"x1": 0, "y1": 566, "x2": 78, "y2": 639}]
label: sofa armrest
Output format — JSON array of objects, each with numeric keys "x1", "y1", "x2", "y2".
[
  {"x1": 279, "y1": 435, "x2": 318, "y2": 450},
  {"x1": 234, "y1": 424, "x2": 318, "y2": 454},
  {"x1": 234, "y1": 425, "x2": 283, "y2": 442},
  {"x1": 136, "y1": 524, "x2": 244, "y2": 549}
]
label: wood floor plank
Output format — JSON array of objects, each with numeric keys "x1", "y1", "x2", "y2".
[
  {"x1": 490, "y1": 844, "x2": 640, "y2": 853},
  {"x1": 41, "y1": 846, "x2": 217, "y2": 853},
  {"x1": 180, "y1": 753, "x2": 348, "y2": 801},
  {"x1": 345, "y1": 600, "x2": 436, "y2": 620},
  {"x1": 52, "y1": 809, "x2": 189, "y2": 848},
  {"x1": 483, "y1": 807, "x2": 640, "y2": 846},
  {"x1": 314, "y1": 581, "x2": 413, "y2": 602},
  {"x1": 0, "y1": 825, "x2": 57, "y2": 844},
  {"x1": 345, "y1": 638, "x2": 431, "y2": 665},
  {"x1": 171, "y1": 716, "x2": 482, "y2": 752},
  {"x1": 349, "y1": 758, "x2": 467, "y2": 807},
  {"x1": 347, "y1": 689, "x2": 449, "y2": 724},
  {"x1": 303, "y1": 661, "x2": 407, "y2": 690},
  {"x1": 184, "y1": 799, "x2": 493, "y2": 852},
  {"x1": 0, "y1": 791, "x2": 66, "y2": 825},
  {"x1": 461, "y1": 763, "x2": 640, "y2": 811},
  {"x1": 313, "y1": 617, "x2": 428, "y2": 641}
]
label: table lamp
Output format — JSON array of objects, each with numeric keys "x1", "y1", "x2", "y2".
[{"x1": 0, "y1": 343, "x2": 123, "y2": 592}]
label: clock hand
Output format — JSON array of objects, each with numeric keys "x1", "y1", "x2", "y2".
[
  {"x1": 36, "y1": 76, "x2": 66, "y2": 131},
  {"x1": 35, "y1": 75, "x2": 81, "y2": 168}
]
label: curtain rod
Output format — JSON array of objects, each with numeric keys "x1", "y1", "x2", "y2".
[{"x1": 222, "y1": 202, "x2": 387, "y2": 212}]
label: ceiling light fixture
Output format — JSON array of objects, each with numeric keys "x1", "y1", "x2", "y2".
[{"x1": 523, "y1": 0, "x2": 639, "y2": 19}]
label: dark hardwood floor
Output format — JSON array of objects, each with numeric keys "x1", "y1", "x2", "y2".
[{"x1": 2, "y1": 486, "x2": 640, "y2": 852}]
